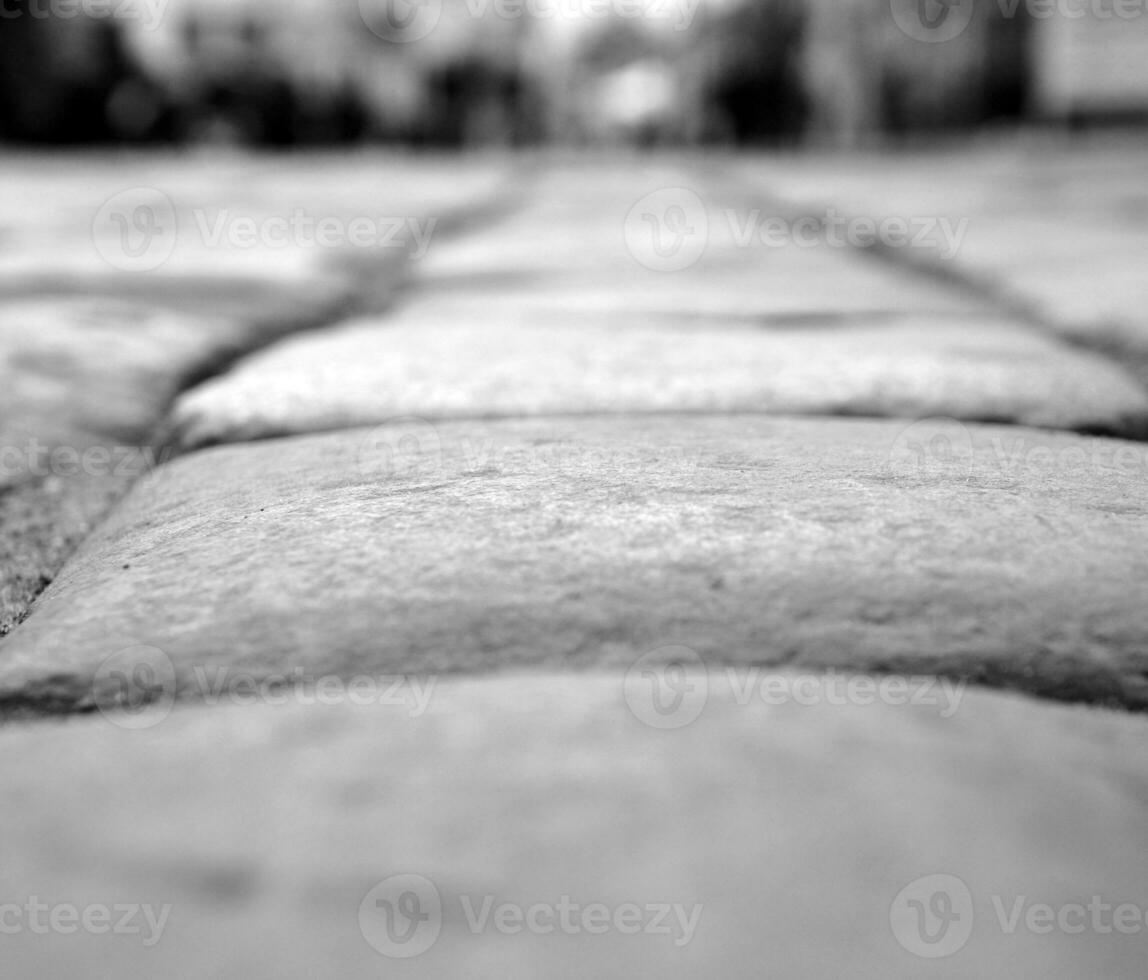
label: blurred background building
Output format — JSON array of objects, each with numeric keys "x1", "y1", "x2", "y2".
[{"x1": 2, "y1": 0, "x2": 1146, "y2": 148}]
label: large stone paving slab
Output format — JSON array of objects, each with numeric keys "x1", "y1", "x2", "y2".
[
  {"x1": 0, "y1": 300, "x2": 235, "y2": 459},
  {"x1": 0, "y1": 151, "x2": 513, "y2": 290},
  {"x1": 0, "y1": 473, "x2": 130, "y2": 641},
  {"x1": 0, "y1": 299, "x2": 231, "y2": 636},
  {"x1": 409, "y1": 253, "x2": 993, "y2": 319},
  {"x1": 402, "y1": 273, "x2": 989, "y2": 320},
  {"x1": 0, "y1": 151, "x2": 517, "y2": 636},
  {"x1": 168, "y1": 313, "x2": 1148, "y2": 450},
  {"x1": 1, "y1": 675, "x2": 1146, "y2": 978},
  {"x1": 0, "y1": 291, "x2": 361, "y2": 637},
  {"x1": 413, "y1": 184, "x2": 994, "y2": 319},
  {"x1": 738, "y1": 144, "x2": 1148, "y2": 350},
  {"x1": 3, "y1": 417, "x2": 1148, "y2": 713}
]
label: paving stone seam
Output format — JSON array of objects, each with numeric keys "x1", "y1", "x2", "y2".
[
  {"x1": 0, "y1": 164, "x2": 536, "y2": 642},
  {"x1": 6, "y1": 410, "x2": 1148, "y2": 721},
  {"x1": 10, "y1": 163, "x2": 1147, "y2": 727},
  {"x1": 719, "y1": 162, "x2": 1148, "y2": 414},
  {"x1": 163, "y1": 404, "x2": 1148, "y2": 460},
  {"x1": 156, "y1": 157, "x2": 1148, "y2": 457}
]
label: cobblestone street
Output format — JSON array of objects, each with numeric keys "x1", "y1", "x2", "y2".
[{"x1": 3, "y1": 143, "x2": 1148, "y2": 977}]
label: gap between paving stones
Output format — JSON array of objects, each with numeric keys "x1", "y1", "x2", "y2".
[
  {"x1": 5, "y1": 414, "x2": 1148, "y2": 722},
  {"x1": 148, "y1": 165, "x2": 541, "y2": 454},
  {"x1": 12, "y1": 161, "x2": 1148, "y2": 724},
  {"x1": 164, "y1": 159, "x2": 1148, "y2": 454},
  {"x1": 162, "y1": 306, "x2": 1148, "y2": 449},
  {"x1": 134, "y1": 164, "x2": 1148, "y2": 720},
  {"x1": 0, "y1": 164, "x2": 536, "y2": 643},
  {"x1": 709, "y1": 159, "x2": 1148, "y2": 409},
  {"x1": 3, "y1": 674, "x2": 1148, "y2": 978},
  {"x1": 0, "y1": 284, "x2": 368, "y2": 639},
  {"x1": 143, "y1": 165, "x2": 542, "y2": 459}
]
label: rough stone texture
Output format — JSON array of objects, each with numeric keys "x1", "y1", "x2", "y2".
[
  {"x1": 0, "y1": 151, "x2": 513, "y2": 292},
  {"x1": 741, "y1": 143, "x2": 1148, "y2": 350},
  {"x1": 0, "y1": 300, "x2": 225, "y2": 635},
  {"x1": 169, "y1": 314, "x2": 1148, "y2": 449},
  {"x1": 1, "y1": 675, "x2": 1146, "y2": 978},
  {"x1": 383, "y1": 295, "x2": 991, "y2": 332},
  {"x1": 405, "y1": 267, "x2": 995, "y2": 320},
  {"x1": 4, "y1": 152, "x2": 1148, "y2": 980},
  {"x1": 0, "y1": 295, "x2": 357, "y2": 637},
  {"x1": 413, "y1": 215, "x2": 993, "y2": 320},
  {"x1": 0, "y1": 474, "x2": 129, "y2": 638},
  {"x1": 0, "y1": 153, "x2": 517, "y2": 635},
  {"x1": 0, "y1": 300, "x2": 237, "y2": 462},
  {"x1": 411, "y1": 158, "x2": 995, "y2": 320},
  {"x1": 4, "y1": 416, "x2": 1148, "y2": 713},
  {"x1": 0, "y1": 148, "x2": 518, "y2": 484}
]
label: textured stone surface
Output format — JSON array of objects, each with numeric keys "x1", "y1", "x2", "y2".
[
  {"x1": 0, "y1": 153, "x2": 516, "y2": 635},
  {"x1": 0, "y1": 151, "x2": 512, "y2": 289},
  {"x1": 0, "y1": 150, "x2": 518, "y2": 462},
  {"x1": 0, "y1": 474, "x2": 129, "y2": 639},
  {"x1": 5, "y1": 151, "x2": 1148, "y2": 980},
  {"x1": 401, "y1": 275, "x2": 988, "y2": 319},
  {"x1": 399, "y1": 277, "x2": 991, "y2": 321},
  {"x1": 169, "y1": 314, "x2": 1148, "y2": 450},
  {"x1": 4, "y1": 416, "x2": 1148, "y2": 712},
  {"x1": 0, "y1": 300, "x2": 224, "y2": 636},
  {"x1": 413, "y1": 227, "x2": 992, "y2": 319},
  {"x1": 2, "y1": 675, "x2": 1147, "y2": 979},
  {"x1": 412, "y1": 160, "x2": 994, "y2": 319},
  {"x1": 0, "y1": 294, "x2": 356, "y2": 637},
  {"x1": 0, "y1": 300, "x2": 234, "y2": 461},
  {"x1": 740, "y1": 144, "x2": 1148, "y2": 349}
]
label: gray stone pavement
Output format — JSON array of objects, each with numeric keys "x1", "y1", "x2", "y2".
[
  {"x1": 2, "y1": 148, "x2": 1148, "y2": 977},
  {"x1": 3, "y1": 677, "x2": 1147, "y2": 979},
  {"x1": 6, "y1": 413, "x2": 1148, "y2": 713},
  {"x1": 733, "y1": 136, "x2": 1148, "y2": 362},
  {"x1": 0, "y1": 152, "x2": 512, "y2": 635},
  {"x1": 169, "y1": 315, "x2": 1148, "y2": 448}
]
